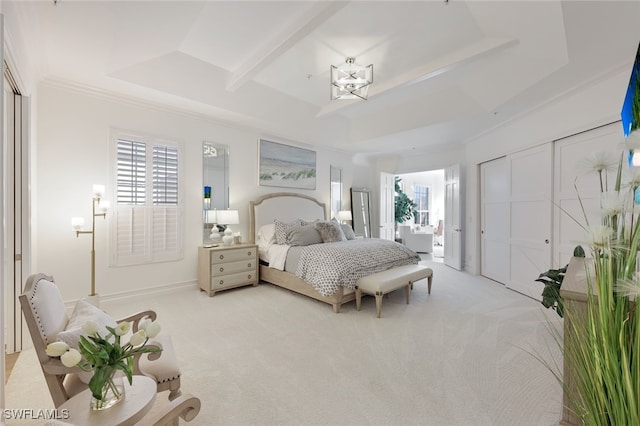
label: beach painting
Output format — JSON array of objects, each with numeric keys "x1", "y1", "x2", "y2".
[{"x1": 259, "y1": 139, "x2": 316, "y2": 189}]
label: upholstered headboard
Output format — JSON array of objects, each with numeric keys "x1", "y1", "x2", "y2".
[{"x1": 249, "y1": 192, "x2": 327, "y2": 243}]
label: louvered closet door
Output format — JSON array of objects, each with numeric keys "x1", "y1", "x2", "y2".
[{"x1": 507, "y1": 143, "x2": 553, "y2": 300}]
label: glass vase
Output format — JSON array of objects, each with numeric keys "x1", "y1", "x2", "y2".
[{"x1": 90, "y1": 369, "x2": 126, "y2": 411}]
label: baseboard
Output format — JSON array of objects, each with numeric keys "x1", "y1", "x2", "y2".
[{"x1": 66, "y1": 280, "x2": 198, "y2": 308}]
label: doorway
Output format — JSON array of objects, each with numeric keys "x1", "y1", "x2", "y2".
[
  {"x1": 394, "y1": 169, "x2": 445, "y2": 262},
  {"x1": 4, "y1": 61, "x2": 29, "y2": 356}
]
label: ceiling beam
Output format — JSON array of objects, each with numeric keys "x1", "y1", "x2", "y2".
[
  {"x1": 316, "y1": 36, "x2": 519, "y2": 118},
  {"x1": 226, "y1": 1, "x2": 349, "y2": 92}
]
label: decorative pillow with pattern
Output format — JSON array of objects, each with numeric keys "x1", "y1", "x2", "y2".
[
  {"x1": 286, "y1": 225, "x2": 323, "y2": 246},
  {"x1": 341, "y1": 224, "x2": 357, "y2": 240},
  {"x1": 274, "y1": 219, "x2": 303, "y2": 245},
  {"x1": 314, "y1": 220, "x2": 346, "y2": 243}
]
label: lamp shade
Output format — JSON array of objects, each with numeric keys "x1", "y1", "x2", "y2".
[
  {"x1": 205, "y1": 210, "x2": 218, "y2": 224},
  {"x1": 217, "y1": 209, "x2": 239, "y2": 225},
  {"x1": 337, "y1": 210, "x2": 352, "y2": 221}
]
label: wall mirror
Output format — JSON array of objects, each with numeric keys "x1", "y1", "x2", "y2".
[
  {"x1": 351, "y1": 187, "x2": 371, "y2": 238},
  {"x1": 203, "y1": 142, "x2": 229, "y2": 243},
  {"x1": 330, "y1": 165, "x2": 342, "y2": 219}
]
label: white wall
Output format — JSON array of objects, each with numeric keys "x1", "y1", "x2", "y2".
[
  {"x1": 464, "y1": 67, "x2": 631, "y2": 274},
  {"x1": 371, "y1": 67, "x2": 630, "y2": 272},
  {"x1": 35, "y1": 82, "x2": 362, "y2": 301}
]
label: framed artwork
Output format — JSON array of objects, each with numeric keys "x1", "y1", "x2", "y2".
[{"x1": 259, "y1": 139, "x2": 316, "y2": 189}]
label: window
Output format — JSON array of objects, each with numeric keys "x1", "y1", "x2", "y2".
[
  {"x1": 413, "y1": 185, "x2": 429, "y2": 226},
  {"x1": 110, "y1": 132, "x2": 183, "y2": 266}
]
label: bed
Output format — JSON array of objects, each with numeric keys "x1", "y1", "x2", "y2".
[{"x1": 249, "y1": 192, "x2": 420, "y2": 313}]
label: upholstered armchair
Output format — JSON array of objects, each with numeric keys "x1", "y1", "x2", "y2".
[
  {"x1": 19, "y1": 273, "x2": 182, "y2": 408},
  {"x1": 398, "y1": 224, "x2": 433, "y2": 253}
]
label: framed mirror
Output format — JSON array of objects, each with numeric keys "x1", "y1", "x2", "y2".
[
  {"x1": 203, "y1": 142, "x2": 229, "y2": 243},
  {"x1": 330, "y1": 165, "x2": 342, "y2": 219},
  {"x1": 351, "y1": 187, "x2": 371, "y2": 238}
]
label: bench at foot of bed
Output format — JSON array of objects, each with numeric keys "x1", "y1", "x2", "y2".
[{"x1": 355, "y1": 264, "x2": 433, "y2": 318}]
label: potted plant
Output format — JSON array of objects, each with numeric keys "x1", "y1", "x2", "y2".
[{"x1": 549, "y1": 138, "x2": 640, "y2": 424}]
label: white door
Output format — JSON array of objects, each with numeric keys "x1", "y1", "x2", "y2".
[
  {"x1": 554, "y1": 123, "x2": 620, "y2": 267},
  {"x1": 444, "y1": 164, "x2": 462, "y2": 270},
  {"x1": 379, "y1": 172, "x2": 395, "y2": 240},
  {"x1": 507, "y1": 143, "x2": 553, "y2": 300},
  {"x1": 480, "y1": 157, "x2": 509, "y2": 283}
]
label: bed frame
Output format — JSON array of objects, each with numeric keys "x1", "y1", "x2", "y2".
[{"x1": 249, "y1": 192, "x2": 356, "y2": 313}]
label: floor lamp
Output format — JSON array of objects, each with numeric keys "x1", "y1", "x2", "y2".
[{"x1": 72, "y1": 184, "x2": 109, "y2": 304}]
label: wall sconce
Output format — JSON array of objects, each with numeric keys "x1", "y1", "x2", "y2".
[
  {"x1": 217, "y1": 210, "x2": 239, "y2": 246},
  {"x1": 72, "y1": 184, "x2": 109, "y2": 300}
]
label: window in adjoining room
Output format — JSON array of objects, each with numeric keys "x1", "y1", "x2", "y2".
[
  {"x1": 413, "y1": 185, "x2": 429, "y2": 226},
  {"x1": 110, "y1": 132, "x2": 183, "y2": 266}
]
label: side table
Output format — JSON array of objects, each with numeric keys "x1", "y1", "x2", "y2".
[{"x1": 59, "y1": 376, "x2": 156, "y2": 426}]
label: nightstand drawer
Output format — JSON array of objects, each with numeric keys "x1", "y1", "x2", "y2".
[
  {"x1": 210, "y1": 270, "x2": 257, "y2": 289},
  {"x1": 211, "y1": 247, "x2": 256, "y2": 263},
  {"x1": 211, "y1": 259, "x2": 256, "y2": 277}
]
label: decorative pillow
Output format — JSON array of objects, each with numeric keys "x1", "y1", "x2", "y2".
[
  {"x1": 286, "y1": 225, "x2": 323, "y2": 246},
  {"x1": 56, "y1": 300, "x2": 120, "y2": 384},
  {"x1": 274, "y1": 219, "x2": 302, "y2": 245},
  {"x1": 56, "y1": 299, "x2": 118, "y2": 350},
  {"x1": 299, "y1": 219, "x2": 319, "y2": 226},
  {"x1": 341, "y1": 224, "x2": 357, "y2": 240},
  {"x1": 314, "y1": 220, "x2": 346, "y2": 243}
]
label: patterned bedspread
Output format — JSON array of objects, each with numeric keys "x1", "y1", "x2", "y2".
[{"x1": 292, "y1": 239, "x2": 420, "y2": 297}]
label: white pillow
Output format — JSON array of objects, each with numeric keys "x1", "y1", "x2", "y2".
[
  {"x1": 257, "y1": 224, "x2": 276, "y2": 245},
  {"x1": 56, "y1": 299, "x2": 118, "y2": 350}
]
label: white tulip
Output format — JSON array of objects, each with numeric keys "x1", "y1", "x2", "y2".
[
  {"x1": 115, "y1": 322, "x2": 131, "y2": 336},
  {"x1": 144, "y1": 321, "x2": 161, "y2": 339},
  {"x1": 138, "y1": 318, "x2": 152, "y2": 331},
  {"x1": 128, "y1": 330, "x2": 147, "y2": 347},
  {"x1": 82, "y1": 320, "x2": 99, "y2": 336},
  {"x1": 46, "y1": 341, "x2": 70, "y2": 357},
  {"x1": 60, "y1": 348, "x2": 82, "y2": 367}
]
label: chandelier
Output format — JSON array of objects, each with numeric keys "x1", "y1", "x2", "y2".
[{"x1": 330, "y1": 57, "x2": 373, "y2": 100}]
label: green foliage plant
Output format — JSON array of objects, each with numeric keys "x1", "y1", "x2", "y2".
[{"x1": 394, "y1": 177, "x2": 417, "y2": 224}]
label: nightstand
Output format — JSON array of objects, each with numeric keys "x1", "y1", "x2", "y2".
[{"x1": 198, "y1": 244, "x2": 258, "y2": 296}]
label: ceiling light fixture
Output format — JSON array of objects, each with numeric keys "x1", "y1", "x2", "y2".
[{"x1": 330, "y1": 57, "x2": 373, "y2": 100}]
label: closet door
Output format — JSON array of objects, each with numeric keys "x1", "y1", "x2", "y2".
[
  {"x1": 554, "y1": 123, "x2": 620, "y2": 267},
  {"x1": 480, "y1": 157, "x2": 509, "y2": 283},
  {"x1": 507, "y1": 143, "x2": 553, "y2": 300}
]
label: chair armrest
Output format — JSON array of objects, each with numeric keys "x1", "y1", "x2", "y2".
[
  {"x1": 143, "y1": 393, "x2": 201, "y2": 426},
  {"x1": 41, "y1": 357, "x2": 84, "y2": 376},
  {"x1": 129, "y1": 343, "x2": 163, "y2": 375},
  {"x1": 116, "y1": 310, "x2": 157, "y2": 332}
]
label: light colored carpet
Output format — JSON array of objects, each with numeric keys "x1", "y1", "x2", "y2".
[{"x1": 6, "y1": 260, "x2": 563, "y2": 425}]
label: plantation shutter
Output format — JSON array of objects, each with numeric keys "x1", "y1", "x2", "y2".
[
  {"x1": 151, "y1": 145, "x2": 180, "y2": 261},
  {"x1": 117, "y1": 140, "x2": 146, "y2": 205},
  {"x1": 153, "y1": 145, "x2": 178, "y2": 205},
  {"x1": 111, "y1": 135, "x2": 183, "y2": 266}
]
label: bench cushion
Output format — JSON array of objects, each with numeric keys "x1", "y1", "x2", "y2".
[{"x1": 356, "y1": 264, "x2": 432, "y2": 294}]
